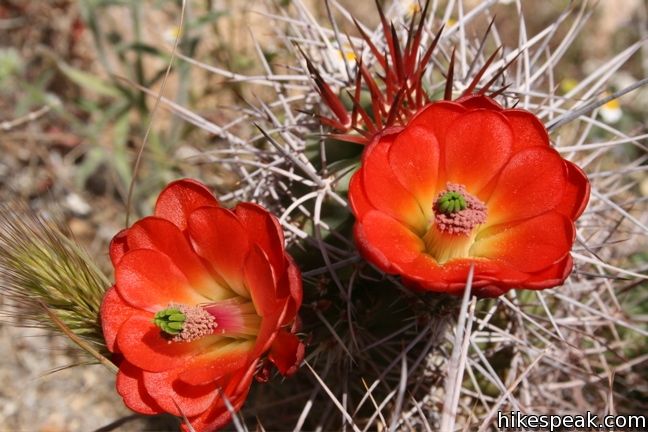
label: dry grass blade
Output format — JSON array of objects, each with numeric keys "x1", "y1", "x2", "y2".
[{"x1": 39, "y1": 301, "x2": 117, "y2": 374}]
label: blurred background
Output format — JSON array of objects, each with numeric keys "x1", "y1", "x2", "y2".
[{"x1": 0, "y1": 0, "x2": 646, "y2": 430}]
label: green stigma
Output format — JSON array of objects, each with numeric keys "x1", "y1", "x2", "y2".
[
  {"x1": 436, "y1": 191, "x2": 467, "y2": 214},
  {"x1": 153, "y1": 308, "x2": 186, "y2": 335}
]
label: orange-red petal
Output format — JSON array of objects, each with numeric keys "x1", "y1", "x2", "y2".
[
  {"x1": 523, "y1": 254, "x2": 574, "y2": 289},
  {"x1": 443, "y1": 110, "x2": 513, "y2": 193},
  {"x1": 361, "y1": 134, "x2": 427, "y2": 232},
  {"x1": 124, "y1": 217, "x2": 227, "y2": 300},
  {"x1": 472, "y1": 212, "x2": 574, "y2": 273},
  {"x1": 252, "y1": 301, "x2": 288, "y2": 359},
  {"x1": 116, "y1": 313, "x2": 209, "y2": 372},
  {"x1": 557, "y1": 161, "x2": 590, "y2": 219},
  {"x1": 234, "y1": 202, "x2": 286, "y2": 280},
  {"x1": 109, "y1": 229, "x2": 129, "y2": 267},
  {"x1": 188, "y1": 207, "x2": 251, "y2": 298},
  {"x1": 245, "y1": 245, "x2": 282, "y2": 317},
  {"x1": 177, "y1": 340, "x2": 253, "y2": 385},
  {"x1": 182, "y1": 363, "x2": 256, "y2": 432},
  {"x1": 115, "y1": 249, "x2": 207, "y2": 311},
  {"x1": 354, "y1": 210, "x2": 424, "y2": 274},
  {"x1": 154, "y1": 178, "x2": 219, "y2": 231},
  {"x1": 388, "y1": 124, "x2": 440, "y2": 214},
  {"x1": 279, "y1": 255, "x2": 303, "y2": 326},
  {"x1": 100, "y1": 286, "x2": 137, "y2": 353},
  {"x1": 268, "y1": 328, "x2": 304, "y2": 377},
  {"x1": 402, "y1": 255, "x2": 527, "y2": 294},
  {"x1": 485, "y1": 147, "x2": 566, "y2": 226},
  {"x1": 348, "y1": 171, "x2": 374, "y2": 219},
  {"x1": 503, "y1": 109, "x2": 551, "y2": 152},
  {"x1": 456, "y1": 94, "x2": 503, "y2": 111},
  {"x1": 116, "y1": 360, "x2": 163, "y2": 415},
  {"x1": 408, "y1": 101, "x2": 467, "y2": 143},
  {"x1": 142, "y1": 369, "x2": 219, "y2": 417}
]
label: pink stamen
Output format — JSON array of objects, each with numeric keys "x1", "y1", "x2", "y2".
[
  {"x1": 170, "y1": 304, "x2": 218, "y2": 343},
  {"x1": 433, "y1": 183, "x2": 487, "y2": 235}
]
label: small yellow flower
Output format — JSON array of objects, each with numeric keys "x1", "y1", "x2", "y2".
[
  {"x1": 396, "y1": 0, "x2": 422, "y2": 18},
  {"x1": 330, "y1": 44, "x2": 357, "y2": 75},
  {"x1": 337, "y1": 49, "x2": 356, "y2": 63},
  {"x1": 600, "y1": 98, "x2": 622, "y2": 124},
  {"x1": 561, "y1": 78, "x2": 578, "y2": 94},
  {"x1": 163, "y1": 26, "x2": 182, "y2": 44}
]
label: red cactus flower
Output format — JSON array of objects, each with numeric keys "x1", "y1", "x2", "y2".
[
  {"x1": 349, "y1": 95, "x2": 590, "y2": 297},
  {"x1": 100, "y1": 179, "x2": 304, "y2": 431}
]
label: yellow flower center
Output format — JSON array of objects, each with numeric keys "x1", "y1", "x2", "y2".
[{"x1": 423, "y1": 183, "x2": 487, "y2": 263}]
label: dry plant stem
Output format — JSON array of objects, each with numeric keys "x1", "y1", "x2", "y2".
[
  {"x1": 124, "y1": 0, "x2": 187, "y2": 226},
  {"x1": 39, "y1": 300, "x2": 118, "y2": 374},
  {"x1": 547, "y1": 76, "x2": 648, "y2": 130},
  {"x1": 305, "y1": 361, "x2": 362, "y2": 432},
  {"x1": 0, "y1": 105, "x2": 51, "y2": 131},
  {"x1": 440, "y1": 265, "x2": 475, "y2": 432},
  {"x1": 476, "y1": 350, "x2": 549, "y2": 432}
]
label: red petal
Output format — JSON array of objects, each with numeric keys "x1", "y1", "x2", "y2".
[
  {"x1": 354, "y1": 211, "x2": 424, "y2": 274},
  {"x1": 188, "y1": 207, "x2": 251, "y2": 298},
  {"x1": 115, "y1": 249, "x2": 207, "y2": 311},
  {"x1": 456, "y1": 95, "x2": 503, "y2": 111},
  {"x1": 486, "y1": 147, "x2": 566, "y2": 226},
  {"x1": 116, "y1": 360, "x2": 163, "y2": 415},
  {"x1": 142, "y1": 369, "x2": 218, "y2": 418},
  {"x1": 557, "y1": 161, "x2": 590, "y2": 220},
  {"x1": 154, "y1": 179, "x2": 219, "y2": 231},
  {"x1": 504, "y1": 109, "x2": 551, "y2": 152},
  {"x1": 110, "y1": 229, "x2": 129, "y2": 267},
  {"x1": 402, "y1": 255, "x2": 527, "y2": 294},
  {"x1": 472, "y1": 212, "x2": 574, "y2": 273},
  {"x1": 124, "y1": 217, "x2": 227, "y2": 300},
  {"x1": 100, "y1": 286, "x2": 137, "y2": 353},
  {"x1": 361, "y1": 133, "x2": 427, "y2": 232},
  {"x1": 472, "y1": 285, "x2": 512, "y2": 298},
  {"x1": 443, "y1": 110, "x2": 513, "y2": 194},
  {"x1": 523, "y1": 254, "x2": 574, "y2": 290},
  {"x1": 177, "y1": 340, "x2": 254, "y2": 385},
  {"x1": 268, "y1": 329, "x2": 304, "y2": 377},
  {"x1": 116, "y1": 313, "x2": 215, "y2": 372},
  {"x1": 279, "y1": 255, "x2": 303, "y2": 326},
  {"x1": 252, "y1": 300, "x2": 288, "y2": 359},
  {"x1": 182, "y1": 363, "x2": 256, "y2": 432},
  {"x1": 241, "y1": 245, "x2": 291, "y2": 359},
  {"x1": 244, "y1": 245, "x2": 281, "y2": 318},
  {"x1": 234, "y1": 203, "x2": 285, "y2": 279},
  {"x1": 388, "y1": 124, "x2": 440, "y2": 217},
  {"x1": 408, "y1": 101, "x2": 467, "y2": 144},
  {"x1": 348, "y1": 171, "x2": 374, "y2": 220}
]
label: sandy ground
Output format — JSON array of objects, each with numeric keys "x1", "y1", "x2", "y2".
[{"x1": 0, "y1": 325, "x2": 137, "y2": 431}]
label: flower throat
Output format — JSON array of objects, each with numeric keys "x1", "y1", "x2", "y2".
[{"x1": 424, "y1": 183, "x2": 487, "y2": 263}]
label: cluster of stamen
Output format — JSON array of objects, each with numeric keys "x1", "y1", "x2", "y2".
[
  {"x1": 433, "y1": 183, "x2": 487, "y2": 235},
  {"x1": 154, "y1": 304, "x2": 218, "y2": 343}
]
